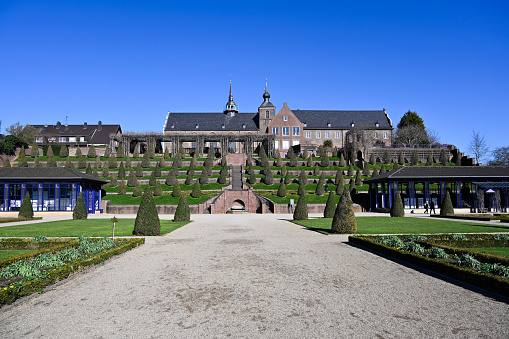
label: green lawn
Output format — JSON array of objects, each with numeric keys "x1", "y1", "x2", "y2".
[
  {"x1": 470, "y1": 247, "x2": 509, "y2": 257},
  {"x1": 293, "y1": 216, "x2": 509, "y2": 235},
  {"x1": 103, "y1": 193, "x2": 214, "y2": 205},
  {"x1": 0, "y1": 219, "x2": 189, "y2": 237},
  {"x1": 0, "y1": 249, "x2": 35, "y2": 260}
]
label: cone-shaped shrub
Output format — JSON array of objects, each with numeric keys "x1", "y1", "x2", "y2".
[
  {"x1": 174, "y1": 193, "x2": 190, "y2": 222},
  {"x1": 398, "y1": 152, "x2": 405, "y2": 165},
  {"x1": 94, "y1": 156, "x2": 101, "y2": 170},
  {"x1": 348, "y1": 178, "x2": 355, "y2": 192},
  {"x1": 263, "y1": 164, "x2": 273, "y2": 185},
  {"x1": 191, "y1": 180, "x2": 202, "y2": 198},
  {"x1": 369, "y1": 153, "x2": 376, "y2": 165},
  {"x1": 440, "y1": 149, "x2": 448, "y2": 165},
  {"x1": 118, "y1": 162, "x2": 126, "y2": 179},
  {"x1": 275, "y1": 150, "x2": 283, "y2": 167},
  {"x1": 332, "y1": 147, "x2": 338, "y2": 158},
  {"x1": 141, "y1": 151, "x2": 150, "y2": 168},
  {"x1": 286, "y1": 147, "x2": 294, "y2": 162},
  {"x1": 426, "y1": 153, "x2": 434, "y2": 166},
  {"x1": 335, "y1": 177, "x2": 344, "y2": 195},
  {"x1": 159, "y1": 156, "x2": 166, "y2": 169},
  {"x1": 133, "y1": 144, "x2": 139, "y2": 158},
  {"x1": 284, "y1": 170, "x2": 291, "y2": 185},
  {"x1": 277, "y1": 179, "x2": 287, "y2": 197},
  {"x1": 393, "y1": 163, "x2": 399, "y2": 170},
  {"x1": 73, "y1": 193, "x2": 87, "y2": 220},
  {"x1": 88, "y1": 145, "x2": 96, "y2": 158},
  {"x1": 17, "y1": 147, "x2": 28, "y2": 167},
  {"x1": 104, "y1": 147, "x2": 110, "y2": 158},
  {"x1": 315, "y1": 172, "x2": 325, "y2": 196},
  {"x1": 148, "y1": 142, "x2": 155, "y2": 159},
  {"x1": 3, "y1": 159, "x2": 11, "y2": 167},
  {"x1": 110, "y1": 173, "x2": 118, "y2": 187},
  {"x1": 127, "y1": 170, "x2": 137, "y2": 187},
  {"x1": 75, "y1": 146, "x2": 82, "y2": 158},
  {"x1": 289, "y1": 153, "x2": 298, "y2": 167},
  {"x1": 133, "y1": 182, "x2": 143, "y2": 197},
  {"x1": 172, "y1": 182, "x2": 182, "y2": 198},
  {"x1": 339, "y1": 153, "x2": 346, "y2": 167},
  {"x1": 185, "y1": 163, "x2": 195, "y2": 185},
  {"x1": 347, "y1": 164, "x2": 354, "y2": 177},
  {"x1": 371, "y1": 168, "x2": 379, "y2": 177},
  {"x1": 108, "y1": 154, "x2": 117, "y2": 169},
  {"x1": 135, "y1": 162, "x2": 143, "y2": 177},
  {"x1": 306, "y1": 156, "x2": 313, "y2": 167},
  {"x1": 149, "y1": 171, "x2": 156, "y2": 187},
  {"x1": 299, "y1": 169, "x2": 307, "y2": 185},
  {"x1": 440, "y1": 190, "x2": 454, "y2": 216},
  {"x1": 411, "y1": 150, "x2": 419, "y2": 166},
  {"x1": 298, "y1": 180, "x2": 306, "y2": 196},
  {"x1": 153, "y1": 162, "x2": 160, "y2": 177},
  {"x1": 302, "y1": 149, "x2": 308, "y2": 159},
  {"x1": 18, "y1": 193, "x2": 33, "y2": 218},
  {"x1": 163, "y1": 146, "x2": 169, "y2": 159},
  {"x1": 248, "y1": 165, "x2": 256, "y2": 185},
  {"x1": 86, "y1": 163, "x2": 93, "y2": 175},
  {"x1": 383, "y1": 150, "x2": 390, "y2": 164},
  {"x1": 46, "y1": 146, "x2": 54, "y2": 158},
  {"x1": 320, "y1": 154, "x2": 330, "y2": 168},
  {"x1": 102, "y1": 161, "x2": 109, "y2": 178},
  {"x1": 34, "y1": 157, "x2": 42, "y2": 168},
  {"x1": 313, "y1": 164, "x2": 320, "y2": 176},
  {"x1": 154, "y1": 181, "x2": 163, "y2": 196},
  {"x1": 363, "y1": 161, "x2": 371, "y2": 176},
  {"x1": 280, "y1": 163, "x2": 287, "y2": 176},
  {"x1": 118, "y1": 181, "x2": 126, "y2": 195},
  {"x1": 59, "y1": 145, "x2": 68, "y2": 158},
  {"x1": 117, "y1": 144, "x2": 125, "y2": 158},
  {"x1": 199, "y1": 167, "x2": 210, "y2": 185},
  {"x1": 133, "y1": 186, "x2": 160, "y2": 236},
  {"x1": 331, "y1": 189, "x2": 357, "y2": 233},
  {"x1": 31, "y1": 142, "x2": 39, "y2": 158},
  {"x1": 390, "y1": 192, "x2": 405, "y2": 217},
  {"x1": 47, "y1": 153, "x2": 57, "y2": 167},
  {"x1": 165, "y1": 170, "x2": 176, "y2": 186},
  {"x1": 335, "y1": 169, "x2": 343, "y2": 185},
  {"x1": 218, "y1": 162, "x2": 227, "y2": 184},
  {"x1": 293, "y1": 193, "x2": 308, "y2": 220},
  {"x1": 324, "y1": 191, "x2": 335, "y2": 218},
  {"x1": 77, "y1": 156, "x2": 87, "y2": 169},
  {"x1": 126, "y1": 157, "x2": 132, "y2": 169},
  {"x1": 380, "y1": 164, "x2": 386, "y2": 174},
  {"x1": 355, "y1": 170, "x2": 362, "y2": 186}
]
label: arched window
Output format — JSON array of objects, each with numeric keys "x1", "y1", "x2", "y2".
[{"x1": 265, "y1": 110, "x2": 270, "y2": 119}]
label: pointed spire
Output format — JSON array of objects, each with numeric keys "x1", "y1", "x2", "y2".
[
  {"x1": 261, "y1": 78, "x2": 274, "y2": 107},
  {"x1": 224, "y1": 78, "x2": 238, "y2": 115}
]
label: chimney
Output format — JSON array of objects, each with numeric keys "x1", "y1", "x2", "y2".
[
  {"x1": 83, "y1": 122, "x2": 88, "y2": 129},
  {"x1": 98, "y1": 121, "x2": 102, "y2": 131},
  {"x1": 56, "y1": 121, "x2": 61, "y2": 128}
]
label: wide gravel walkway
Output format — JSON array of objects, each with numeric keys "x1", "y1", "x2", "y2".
[{"x1": 0, "y1": 214, "x2": 508, "y2": 338}]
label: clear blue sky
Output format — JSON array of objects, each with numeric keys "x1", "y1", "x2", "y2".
[{"x1": 1, "y1": 1, "x2": 508, "y2": 160}]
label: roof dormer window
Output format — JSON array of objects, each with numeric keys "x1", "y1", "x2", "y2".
[
  {"x1": 221, "y1": 124, "x2": 225, "y2": 129},
  {"x1": 327, "y1": 122, "x2": 331, "y2": 127},
  {"x1": 195, "y1": 124, "x2": 199, "y2": 129},
  {"x1": 375, "y1": 121, "x2": 379, "y2": 127},
  {"x1": 351, "y1": 121, "x2": 355, "y2": 128},
  {"x1": 242, "y1": 124, "x2": 246, "y2": 129}
]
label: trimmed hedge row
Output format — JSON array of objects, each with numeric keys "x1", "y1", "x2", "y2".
[
  {"x1": 349, "y1": 235, "x2": 509, "y2": 297},
  {"x1": 0, "y1": 217, "x2": 43, "y2": 224},
  {"x1": 0, "y1": 240, "x2": 78, "y2": 269},
  {"x1": 0, "y1": 238, "x2": 144, "y2": 306}
]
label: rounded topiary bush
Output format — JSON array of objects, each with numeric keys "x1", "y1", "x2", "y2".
[
  {"x1": 390, "y1": 192, "x2": 405, "y2": 217},
  {"x1": 73, "y1": 193, "x2": 88, "y2": 220},
  {"x1": 133, "y1": 186, "x2": 160, "y2": 236}
]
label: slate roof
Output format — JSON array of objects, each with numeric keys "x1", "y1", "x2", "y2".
[
  {"x1": 32, "y1": 123, "x2": 121, "y2": 145},
  {"x1": 0, "y1": 167, "x2": 108, "y2": 184},
  {"x1": 164, "y1": 113, "x2": 259, "y2": 132},
  {"x1": 364, "y1": 166, "x2": 509, "y2": 183},
  {"x1": 291, "y1": 110, "x2": 392, "y2": 130}
]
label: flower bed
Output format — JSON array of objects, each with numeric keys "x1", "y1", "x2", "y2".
[
  {"x1": 0, "y1": 236, "x2": 144, "y2": 306},
  {"x1": 349, "y1": 234, "x2": 509, "y2": 297}
]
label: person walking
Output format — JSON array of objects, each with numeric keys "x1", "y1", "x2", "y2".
[
  {"x1": 430, "y1": 200, "x2": 436, "y2": 214},
  {"x1": 424, "y1": 201, "x2": 429, "y2": 214}
]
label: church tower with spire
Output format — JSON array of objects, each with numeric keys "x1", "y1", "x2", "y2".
[
  {"x1": 224, "y1": 80, "x2": 238, "y2": 117},
  {"x1": 258, "y1": 79, "x2": 276, "y2": 133}
]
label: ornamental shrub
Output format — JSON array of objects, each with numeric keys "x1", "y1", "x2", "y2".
[
  {"x1": 348, "y1": 178, "x2": 355, "y2": 193},
  {"x1": 165, "y1": 170, "x2": 176, "y2": 186},
  {"x1": 46, "y1": 145, "x2": 54, "y2": 158},
  {"x1": 75, "y1": 146, "x2": 82, "y2": 158},
  {"x1": 118, "y1": 162, "x2": 125, "y2": 179},
  {"x1": 411, "y1": 150, "x2": 419, "y2": 166},
  {"x1": 159, "y1": 156, "x2": 166, "y2": 169},
  {"x1": 102, "y1": 161, "x2": 109, "y2": 178},
  {"x1": 383, "y1": 150, "x2": 390, "y2": 164},
  {"x1": 172, "y1": 182, "x2": 182, "y2": 198},
  {"x1": 47, "y1": 153, "x2": 57, "y2": 167},
  {"x1": 218, "y1": 161, "x2": 227, "y2": 184},
  {"x1": 59, "y1": 145, "x2": 68, "y2": 158},
  {"x1": 141, "y1": 150, "x2": 151, "y2": 168},
  {"x1": 398, "y1": 152, "x2": 405, "y2": 165},
  {"x1": 132, "y1": 182, "x2": 143, "y2": 197},
  {"x1": 17, "y1": 147, "x2": 28, "y2": 167},
  {"x1": 77, "y1": 156, "x2": 87, "y2": 169},
  {"x1": 34, "y1": 157, "x2": 42, "y2": 168},
  {"x1": 331, "y1": 188, "x2": 357, "y2": 233},
  {"x1": 86, "y1": 163, "x2": 93, "y2": 175},
  {"x1": 248, "y1": 165, "x2": 257, "y2": 185},
  {"x1": 117, "y1": 180, "x2": 126, "y2": 195},
  {"x1": 324, "y1": 191, "x2": 335, "y2": 218},
  {"x1": 440, "y1": 149, "x2": 448, "y2": 165},
  {"x1": 306, "y1": 156, "x2": 313, "y2": 168},
  {"x1": 73, "y1": 193, "x2": 87, "y2": 220},
  {"x1": 149, "y1": 171, "x2": 156, "y2": 187},
  {"x1": 369, "y1": 153, "x2": 376, "y2": 165},
  {"x1": 199, "y1": 167, "x2": 210, "y2": 185},
  {"x1": 289, "y1": 151, "x2": 298, "y2": 167},
  {"x1": 313, "y1": 164, "x2": 320, "y2": 176},
  {"x1": 191, "y1": 180, "x2": 202, "y2": 198},
  {"x1": 117, "y1": 144, "x2": 125, "y2": 158},
  {"x1": 148, "y1": 142, "x2": 155, "y2": 159},
  {"x1": 363, "y1": 161, "x2": 371, "y2": 176},
  {"x1": 263, "y1": 164, "x2": 273, "y2": 185},
  {"x1": 275, "y1": 150, "x2": 283, "y2": 167},
  {"x1": 135, "y1": 162, "x2": 143, "y2": 177},
  {"x1": 315, "y1": 172, "x2": 325, "y2": 196},
  {"x1": 31, "y1": 142, "x2": 39, "y2": 158},
  {"x1": 173, "y1": 193, "x2": 190, "y2": 222},
  {"x1": 284, "y1": 170, "x2": 291, "y2": 185},
  {"x1": 126, "y1": 157, "x2": 132, "y2": 169},
  {"x1": 390, "y1": 192, "x2": 405, "y2": 217},
  {"x1": 162, "y1": 146, "x2": 170, "y2": 159},
  {"x1": 377, "y1": 235, "x2": 404, "y2": 247},
  {"x1": 110, "y1": 173, "x2": 118, "y2": 187},
  {"x1": 334, "y1": 169, "x2": 343, "y2": 185},
  {"x1": 95, "y1": 156, "x2": 101, "y2": 170},
  {"x1": 293, "y1": 193, "x2": 308, "y2": 220},
  {"x1": 298, "y1": 180, "x2": 306, "y2": 196},
  {"x1": 18, "y1": 193, "x2": 34, "y2": 218},
  {"x1": 301, "y1": 149, "x2": 308, "y2": 159},
  {"x1": 426, "y1": 153, "x2": 434, "y2": 166},
  {"x1": 133, "y1": 144, "x2": 139, "y2": 158},
  {"x1": 154, "y1": 181, "x2": 163, "y2": 196},
  {"x1": 133, "y1": 186, "x2": 160, "y2": 236},
  {"x1": 371, "y1": 168, "x2": 379, "y2": 177},
  {"x1": 88, "y1": 145, "x2": 96, "y2": 158},
  {"x1": 332, "y1": 147, "x2": 338, "y2": 158},
  {"x1": 393, "y1": 163, "x2": 399, "y2": 170},
  {"x1": 320, "y1": 153, "x2": 330, "y2": 168},
  {"x1": 380, "y1": 164, "x2": 386, "y2": 174},
  {"x1": 339, "y1": 153, "x2": 346, "y2": 167},
  {"x1": 277, "y1": 179, "x2": 287, "y2": 197},
  {"x1": 347, "y1": 164, "x2": 354, "y2": 177},
  {"x1": 127, "y1": 170, "x2": 137, "y2": 187},
  {"x1": 299, "y1": 170, "x2": 307, "y2": 185},
  {"x1": 104, "y1": 147, "x2": 110, "y2": 158},
  {"x1": 355, "y1": 170, "x2": 362, "y2": 186},
  {"x1": 440, "y1": 190, "x2": 454, "y2": 216},
  {"x1": 108, "y1": 154, "x2": 117, "y2": 169},
  {"x1": 335, "y1": 177, "x2": 344, "y2": 195}
]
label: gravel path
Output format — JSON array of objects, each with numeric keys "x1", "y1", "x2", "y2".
[{"x1": 0, "y1": 214, "x2": 508, "y2": 338}]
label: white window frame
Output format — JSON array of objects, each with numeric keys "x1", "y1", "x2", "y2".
[
  {"x1": 325, "y1": 132, "x2": 330, "y2": 139},
  {"x1": 316, "y1": 131, "x2": 321, "y2": 139},
  {"x1": 282, "y1": 127, "x2": 290, "y2": 136},
  {"x1": 69, "y1": 137, "x2": 76, "y2": 142},
  {"x1": 383, "y1": 132, "x2": 388, "y2": 139},
  {"x1": 335, "y1": 132, "x2": 340, "y2": 139},
  {"x1": 283, "y1": 116, "x2": 288, "y2": 121},
  {"x1": 272, "y1": 127, "x2": 279, "y2": 135},
  {"x1": 292, "y1": 140, "x2": 300, "y2": 146},
  {"x1": 59, "y1": 137, "x2": 67, "y2": 142},
  {"x1": 293, "y1": 127, "x2": 300, "y2": 136},
  {"x1": 274, "y1": 141, "x2": 279, "y2": 149},
  {"x1": 282, "y1": 140, "x2": 290, "y2": 149},
  {"x1": 306, "y1": 132, "x2": 311, "y2": 139},
  {"x1": 36, "y1": 137, "x2": 43, "y2": 143},
  {"x1": 374, "y1": 132, "x2": 378, "y2": 139},
  {"x1": 80, "y1": 137, "x2": 85, "y2": 142}
]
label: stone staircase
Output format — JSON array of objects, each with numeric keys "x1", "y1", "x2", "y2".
[{"x1": 231, "y1": 165, "x2": 243, "y2": 191}]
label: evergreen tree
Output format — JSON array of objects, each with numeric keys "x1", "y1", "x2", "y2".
[
  {"x1": 440, "y1": 149, "x2": 448, "y2": 165},
  {"x1": 102, "y1": 161, "x2": 109, "y2": 178},
  {"x1": 126, "y1": 156, "x2": 132, "y2": 170},
  {"x1": 185, "y1": 166, "x2": 195, "y2": 185},
  {"x1": 339, "y1": 153, "x2": 346, "y2": 167},
  {"x1": 117, "y1": 144, "x2": 125, "y2": 158},
  {"x1": 104, "y1": 147, "x2": 110, "y2": 158},
  {"x1": 73, "y1": 193, "x2": 88, "y2": 220},
  {"x1": 133, "y1": 186, "x2": 160, "y2": 236},
  {"x1": 347, "y1": 163, "x2": 354, "y2": 177},
  {"x1": 95, "y1": 156, "x2": 101, "y2": 170},
  {"x1": 165, "y1": 170, "x2": 176, "y2": 186},
  {"x1": 172, "y1": 182, "x2": 182, "y2": 198},
  {"x1": 315, "y1": 172, "x2": 325, "y2": 196},
  {"x1": 173, "y1": 193, "x2": 190, "y2": 222},
  {"x1": 398, "y1": 151, "x2": 405, "y2": 165},
  {"x1": 363, "y1": 161, "x2": 371, "y2": 176},
  {"x1": 92, "y1": 169, "x2": 99, "y2": 177},
  {"x1": 371, "y1": 168, "x2": 379, "y2": 177},
  {"x1": 46, "y1": 146, "x2": 54, "y2": 158},
  {"x1": 317, "y1": 145, "x2": 324, "y2": 158},
  {"x1": 31, "y1": 141, "x2": 39, "y2": 158},
  {"x1": 141, "y1": 150, "x2": 151, "y2": 168},
  {"x1": 313, "y1": 163, "x2": 320, "y2": 176},
  {"x1": 331, "y1": 189, "x2": 357, "y2": 233},
  {"x1": 18, "y1": 192, "x2": 33, "y2": 218},
  {"x1": 154, "y1": 180, "x2": 163, "y2": 196},
  {"x1": 390, "y1": 192, "x2": 405, "y2": 217},
  {"x1": 248, "y1": 165, "x2": 257, "y2": 185},
  {"x1": 127, "y1": 170, "x2": 137, "y2": 187},
  {"x1": 348, "y1": 178, "x2": 355, "y2": 193},
  {"x1": 324, "y1": 191, "x2": 335, "y2": 218},
  {"x1": 204, "y1": 150, "x2": 213, "y2": 175},
  {"x1": 393, "y1": 162, "x2": 399, "y2": 170},
  {"x1": 59, "y1": 145, "x2": 69, "y2": 158},
  {"x1": 277, "y1": 179, "x2": 287, "y2": 197},
  {"x1": 334, "y1": 169, "x2": 343, "y2": 185},
  {"x1": 335, "y1": 178, "x2": 344, "y2": 195},
  {"x1": 88, "y1": 145, "x2": 96, "y2": 158},
  {"x1": 135, "y1": 162, "x2": 143, "y2": 177},
  {"x1": 298, "y1": 179, "x2": 306, "y2": 196},
  {"x1": 148, "y1": 142, "x2": 155, "y2": 159},
  {"x1": 440, "y1": 190, "x2": 454, "y2": 216},
  {"x1": 306, "y1": 156, "x2": 313, "y2": 167},
  {"x1": 369, "y1": 153, "x2": 376, "y2": 165},
  {"x1": 117, "y1": 180, "x2": 126, "y2": 195},
  {"x1": 263, "y1": 164, "x2": 273, "y2": 185},
  {"x1": 246, "y1": 154, "x2": 253, "y2": 167},
  {"x1": 47, "y1": 152, "x2": 57, "y2": 167},
  {"x1": 355, "y1": 170, "x2": 363, "y2": 186},
  {"x1": 380, "y1": 164, "x2": 386, "y2": 174},
  {"x1": 133, "y1": 182, "x2": 143, "y2": 197},
  {"x1": 383, "y1": 150, "x2": 390, "y2": 164},
  {"x1": 293, "y1": 193, "x2": 308, "y2": 220},
  {"x1": 118, "y1": 162, "x2": 126, "y2": 179},
  {"x1": 149, "y1": 171, "x2": 156, "y2": 187},
  {"x1": 133, "y1": 143, "x2": 139, "y2": 158},
  {"x1": 289, "y1": 148, "x2": 298, "y2": 167},
  {"x1": 86, "y1": 163, "x2": 93, "y2": 175},
  {"x1": 284, "y1": 170, "x2": 292, "y2": 185},
  {"x1": 332, "y1": 147, "x2": 338, "y2": 158},
  {"x1": 3, "y1": 159, "x2": 10, "y2": 167},
  {"x1": 281, "y1": 163, "x2": 287, "y2": 176},
  {"x1": 411, "y1": 150, "x2": 419, "y2": 166},
  {"x1": 299, "y1": 169, "x2": 307, "y2": 185},
  {"x1": 155, "y1": 162, "x2": 161, "y2": 177},
  {"x1": 218, "y1": 160, "x2": 227, "y2": 184},
  {"x1": 110, "y1": 173, "x2": 118, "y2": 187},
  {"x1": 77, "y1": 155, "x2": 87, "y2": 169},
  {"x1": 75, "y1": 146, "x2": 82, "y2": 158},
  {"x1": 320, "y1": 153, "x2": 330, "y2": 168},
  {"x1": 159, "y1": 155, "x2": 166, "y2": 169},
  {"x1": 34, "y1": 157, "x2": 42, "y2": 168},
  {"x1": 275, "y1": 150, "x2": 283, "y2": 167},
  {"x1": 163, "y1": 146, "x2": 170, "y2": 159},
  {"x1": 17, "y1": 146, "x2": 28, "y2": 167},
  {"x1": 199, "y1": 167, "x2": 210, "y2": 185},
  {"x1": 191, "y1": 180, "x2": 202, "y2": 198},
  {"x1": 301, "y1": 149, "x2": 308, "y2": 159},
  {"x1": 108, "y1": 154, "x2": 117, "y2": 169}
]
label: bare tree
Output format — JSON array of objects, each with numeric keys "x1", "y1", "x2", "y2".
[
  {"x1": 468, "y1": 130, "x2": 489, "y2": 165},
  {"x1": 394, "y1": 125, "x2": 429, "y2": 145},
  {"x1": 489, "y1": 146, "x2": 509, "y2": 166}
]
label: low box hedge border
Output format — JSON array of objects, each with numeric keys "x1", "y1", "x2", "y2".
[
  {"x1": 0, "y1": 240, "x2": 79, "y2": 269},
  {"x1": 349, "y1": 235, "x2": 509, "y2": 298},
  {"x1": 0, "y1": 217, "x2": 43, "y2": 224},
  {"x1": 0, "y1": 238, "x2": 145, "y2": 306}
]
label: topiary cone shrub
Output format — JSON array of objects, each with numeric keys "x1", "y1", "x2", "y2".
[
  {"x1": 118, "y1": 180, "x2": 126, "y2": 195},
  {"x1": 133, "y1": 186, "x2": 160, "y2": 236},
  {"x1": 440, "y1": 190, "x2": 455, "y2": 216},
  {"x1": 293, "y1": 193, "x2": 308, "y2": 221},
  {"x1": 315, "y1": 172, "x2": 325, "y2": 196},
  {"x1": 73, "y1": 193, "x2": 88, "y2": 220},
  {"x1": 18, "y1": 193, "x2": 34, "y2": 218},
  {"x1": 277, "y1": 179, "x2": 287, "y2": 197},
  {"x1": 165, "y1": 170, "x2": 176, "y2": 186},
  {"x1": 132, "y1": 182, "x2": 143, "y2": 197},
  {"x1": 154, "y1": 181, "x2": 163, "y2": 196},
  {"x1": 174, "y1": 193, "x2": 190, "y2": 222},
  {"x1": 324, "y1": 191, "x2": 335, "y2": 218},
  {"x1": 390, "y1": 192, "x2": 405, "y2": 217},
  {"x1": 127, "y1": 171, "x2": 137, "y2": 187},
  {"x1": 331, "y1": 189, "x2": 357, "y2": 233},
  {"x1": 172, "y1": 182, "x2": 182, "y2": 198},
  {"x1": 191, "y1": 180, "x2": 202, "y2": 198}
]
